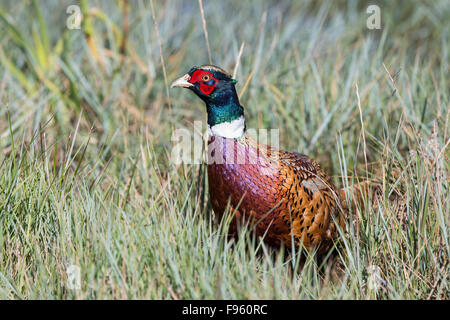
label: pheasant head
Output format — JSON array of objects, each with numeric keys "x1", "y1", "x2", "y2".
[{"x1": 171, "y1": 65, "x2": 245, "y2": 139}]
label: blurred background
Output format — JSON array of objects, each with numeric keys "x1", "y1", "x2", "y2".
[{"x1": 0, "y1": 1, "x2": 448, "y2": 166}]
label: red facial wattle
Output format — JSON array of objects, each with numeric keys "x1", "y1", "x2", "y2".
[{"x1": 190, "y1": 70, "x2": 217, "y2": 95}]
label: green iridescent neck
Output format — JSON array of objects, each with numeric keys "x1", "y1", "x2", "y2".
[{"x1": 205, "y1": 84, "x2": 244, "y2": 127}]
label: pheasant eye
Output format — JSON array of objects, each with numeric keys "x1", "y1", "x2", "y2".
[{"x1": 201, "y1": 74, "x2": 210, "y2": 81}]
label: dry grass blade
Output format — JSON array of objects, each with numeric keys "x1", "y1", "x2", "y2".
[
  {"x1": 233, "y1": 42, "x2": 245, "y2": 79},
  {"x1": 150, "y1": 0, "x2": 171, "y2": 111},
  {"x1": 198, "y1": 0, "x2": 212, "y2": 64}
]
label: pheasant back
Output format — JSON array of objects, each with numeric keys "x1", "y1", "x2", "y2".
[{"x1": 207, "y1": 134, "x2": 345, "y2": 252}]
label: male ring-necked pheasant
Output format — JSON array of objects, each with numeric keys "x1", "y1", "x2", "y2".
[{"x1": 171, "y1": 65, "x2": 347, "y2": 253}]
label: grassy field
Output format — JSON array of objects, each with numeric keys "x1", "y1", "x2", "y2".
[{"x1": 0, "y1": 0, "x2": 448, "y2": 299}]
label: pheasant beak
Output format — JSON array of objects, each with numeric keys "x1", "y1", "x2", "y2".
[{"x1": 170, "y1": 74, "x2": 194, "y2": 88}]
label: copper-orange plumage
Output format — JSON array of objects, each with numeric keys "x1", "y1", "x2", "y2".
[{"x1": 171, "y1": 65, "x2": 345, "y2": 253}]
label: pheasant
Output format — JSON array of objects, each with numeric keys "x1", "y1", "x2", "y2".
[{"x1": 171, "y1": 65, "x2": 347, "y2": 253}]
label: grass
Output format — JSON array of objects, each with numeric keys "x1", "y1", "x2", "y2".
[{"x1": 0, "y1": 0, "x2": 448, "y2": 299}]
